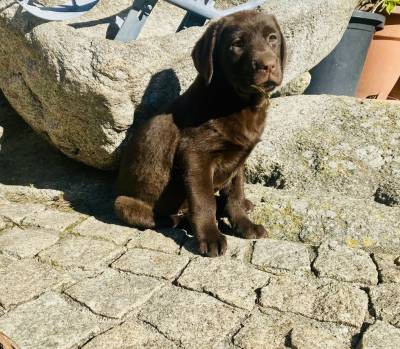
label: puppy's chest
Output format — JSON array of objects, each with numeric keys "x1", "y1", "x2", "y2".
[
  {"x1": 214, "y1": 107, "x2": 266, "y2": 151},
  {"x1": 211, "y1": 108, "x2": 266, "y2": 184}
]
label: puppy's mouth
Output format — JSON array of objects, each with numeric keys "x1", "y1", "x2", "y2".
[
  {"x1": 233, "y1": 72, "x2": 282, "y2": 97},
  {"x1": 247, "y1": 80, "x2": 278, "y2": 96},
  {"x1": 261, "y1": 80, "x2": 278, "y2": 91},
  {"x1": 253, "y1": 72, "x2": 281, "y2": 89}
]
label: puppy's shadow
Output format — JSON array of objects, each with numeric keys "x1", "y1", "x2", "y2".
[{"x1": 115, "y1": 68, "x2": 181, "y2": 166}]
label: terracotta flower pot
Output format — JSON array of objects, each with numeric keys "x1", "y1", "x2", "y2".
[
  {"x1": 356, "y1": 7, "x2": 400, "y2": 100},
  {"x1": 0, "y1": 331, "x2": 20, "y2": 349},
  {"x1": 305, "y1": 11, "x2": 385, "y2": 96}
]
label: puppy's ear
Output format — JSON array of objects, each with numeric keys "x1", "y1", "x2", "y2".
[
  {"x1": 191, "y1": 20, "x2": 220, "y2": 85},
  {"x1": 271, "y1": 15, "x2": 287, "y2": 69},
  {"x1": 279, "y1": 31, "x2": 287, "y2": 69}
]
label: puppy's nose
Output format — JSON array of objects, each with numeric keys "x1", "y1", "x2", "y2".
[{"x1": 254, "y1": 58, "x2": 276, "y2": 73}]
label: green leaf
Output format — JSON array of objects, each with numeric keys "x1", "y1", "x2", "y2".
[{"x1": 387, "y1": 2, "x2": 396, "y2": 13}]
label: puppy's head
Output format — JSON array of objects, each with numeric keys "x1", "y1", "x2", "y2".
[{"x1": 192, "y1": 10, "x2": 286, "y2": 96}]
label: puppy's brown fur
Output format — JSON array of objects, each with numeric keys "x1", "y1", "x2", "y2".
[{"x1": 115, "y1": 10, "x2": 286, "y2": 257}]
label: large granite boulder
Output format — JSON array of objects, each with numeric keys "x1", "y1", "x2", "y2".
[
  {"x1": 246, "y1": 95, "x2": 400, "y2": 205},
  {"x1": 0, "y1": 0, "x2": 358, "y2": 169}
]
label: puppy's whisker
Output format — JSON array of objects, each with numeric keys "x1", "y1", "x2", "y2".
[{"x1": 250, "y1": 84, "x2": 268, "y2": 98}]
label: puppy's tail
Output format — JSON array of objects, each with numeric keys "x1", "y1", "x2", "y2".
[{"x1": 114, "y1": 196, "x2": 157, "y2": 229}]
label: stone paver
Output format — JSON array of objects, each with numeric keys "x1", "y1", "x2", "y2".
[
  {"x1": 0, "y1": 259, "x2": 71, "y2": 309},
  {"x1": 233, "y1": 309, "x2": 351, "y2": 349},
  {"x1": 370, "y1": 284, "x2": 400, "y2": 328},
  {"x1": 358, "y1": 321, "x2": 400, "y2": 349},
  {"x1": 127, "y1": 228, "x2": 187, "y2": 254},
  {"x1": 0, "y1": 226, "x2": 60, "y2": 258},
  {"x1": 0, "y1": 292, "x2": 107, "y2": 349},
  {"x1": 290, "y1": 324, "x2": 348, "y2": 349},
  {"x1": 139, "y1": 286, "x2": 246, "y2": 349},
  {"x1": 65, "y1": 269, "x2": 164, "y2": 319},
  {"x1": 23, "y1": 209, "x2": 83, "y2": 231},
  {"x1": 177, "y1": 257, "x2": 269, "y2": 310},
  {"x1": 73, "y1": 216, "x2": 140, "y2": 245},
  {"x1": 112, "y1": 248, "x2": 189, "y2": 280},
  {"x1": 39, "y1": 236, "x2": 124, "y2": 270},
  {"x1": 259, "y1": 276, "x2": 368, "y2": 328},
  {"x1": 0, "y1": 202, "x2": 46, "y2": 224},
  {"x1": 373, "y1": 253, "x2": 400, "y2": 284},
  {"x1": 181, "y1": 235, "x2": 252, "y2": 261},
  {"x1": 82, "y1": 320, "x2": 177, "y2": 349},
  {"x1": 313, "y1": 241, "x2": 378, "y2": 285},
  {"x1": 251, "y1": 239, "x2": 310, "y2": 274}
]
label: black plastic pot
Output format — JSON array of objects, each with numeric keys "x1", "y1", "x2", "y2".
[{"x1": 305, "y1": 11, "x2": 385, "y2": 96}]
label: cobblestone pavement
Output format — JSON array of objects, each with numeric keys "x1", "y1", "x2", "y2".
[{"x1": 1, "y1": 98, "x2": 400, "y2": 349}]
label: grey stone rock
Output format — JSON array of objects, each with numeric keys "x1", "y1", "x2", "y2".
[
  {"x1": 181, "y1": 234, "x2": 252, "y2": 261},
  {"x1": 176, "y1": 257, "x2": 269, "y2": 310},
  {"x1": 233, "y1": 309, "x2": 353, "y2": 349},
  {"x1": 127, "y1": 228, "x2": 186, "y2": 255},
  {"x1": 251, "y1": 238, "x2": 310, "y2": 274},
  {"x1": 39, "y1": 236, "x2": 124, "y2": 270},
  {"x1": 373, "y1": 254, "x2": 400, "y2": 284},
  {"x1": 0, "y1": 226, "x2": 60, "y2": 258},
  {"x1": 375, "y1": 161, "x2": 400, "y2": 207},
  {"x1": 23, "y1": 209, "x2": 84, "y2": 231},
  {"x1": 112, "y1": 248, "x2": 189, "y2": 280},
  {"x1": 0, "y1": 253, "x2": 14, "y2": 270},
  {"x1": 0, "y1": 259, "x2": 71, "y2": 309},
  {"x1": 73, "y1": 216, "x2": 140, "y2": 245},
  {"x1": 0, "y1": 217, "x2": 6, "y2": 231},
  {"x1": 247, "y1": 96, "x2": 400, "y2": 201},
  {"x1": 271, "y1": 71, "x2": 311, "y2": 98},
  {"x1": 370, "y1": 284, "x2": 400, "y2": 328},
  {"x1": 314, "y1": 241, "x2": 378, "y2": 285},
  {"x1": 0, "y1": 201, "x2": 46, "y2": 224},
  {"x1": 357, "y1": 321, "x2": 400, "y2": 349},
  {"x1": 139, "y1": 286, "x2": 246, "y2": 349},
  {"x1": 246, "y1": 185, "x2": 400, "y2": 254},
  {"x1": 65, "y1": 269, "x2": 164, "y2": 319},
  {"x1": 0, "y1": 292, "x2": 108, "y2": 349},
  {"x1": 0, "y1": 0, "x2": 357, "y2": 169},
  {"x1": 82, "y1": 320, "x2": 178, "y2": 349},
  {"x1": 259, "y1": 276, "x2": 368, "y2": 328},
  {"x1": 137, "y1": 0, "x2": 186, "y2": 40}
]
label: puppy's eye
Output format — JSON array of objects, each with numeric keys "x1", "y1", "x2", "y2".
[
  {"x1": 231, "y1": 39, "x2": 244, "y2": 48},
  {"x1": 267, "y1": 33, "x2": 278, "y2": 44}
]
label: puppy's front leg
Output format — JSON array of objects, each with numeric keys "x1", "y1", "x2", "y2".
[
  {"x1": 221, "y1": 166, "x2": 267, "y2": 239},
  {"x1": 184, "y1": 153, "x2": 227, "y2": 257}
]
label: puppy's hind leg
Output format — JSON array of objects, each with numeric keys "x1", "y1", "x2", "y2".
[{"x1": 114, "y1": 196, "x2": 157, "y2": 229}]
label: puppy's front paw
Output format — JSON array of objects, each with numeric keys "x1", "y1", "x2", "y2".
[
  {"x1": 239, "y1": 223, "x2": 268, "y2": 239},
  {"x1": 197, "y1": 231, "x2": 227, "y2": 257}
]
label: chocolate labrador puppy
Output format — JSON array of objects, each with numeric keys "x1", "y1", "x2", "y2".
[{"x1": 115, "y1": 10, "x2": 286, "y2": 257}]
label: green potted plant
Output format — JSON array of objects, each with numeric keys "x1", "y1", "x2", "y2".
[
  {"x1": 356, "y1": 0, "x2": 400, "y2": 100},
  {"x1": 358, "y1": 0, "x2": 400, "y2": 14},
  {"x1": 305, "y1": 1, "x2": 386, "y2": 96}
]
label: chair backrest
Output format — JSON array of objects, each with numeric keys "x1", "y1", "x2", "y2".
[{"x1": 17, "y1": 0, "x2": 100, "y2": 21}]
